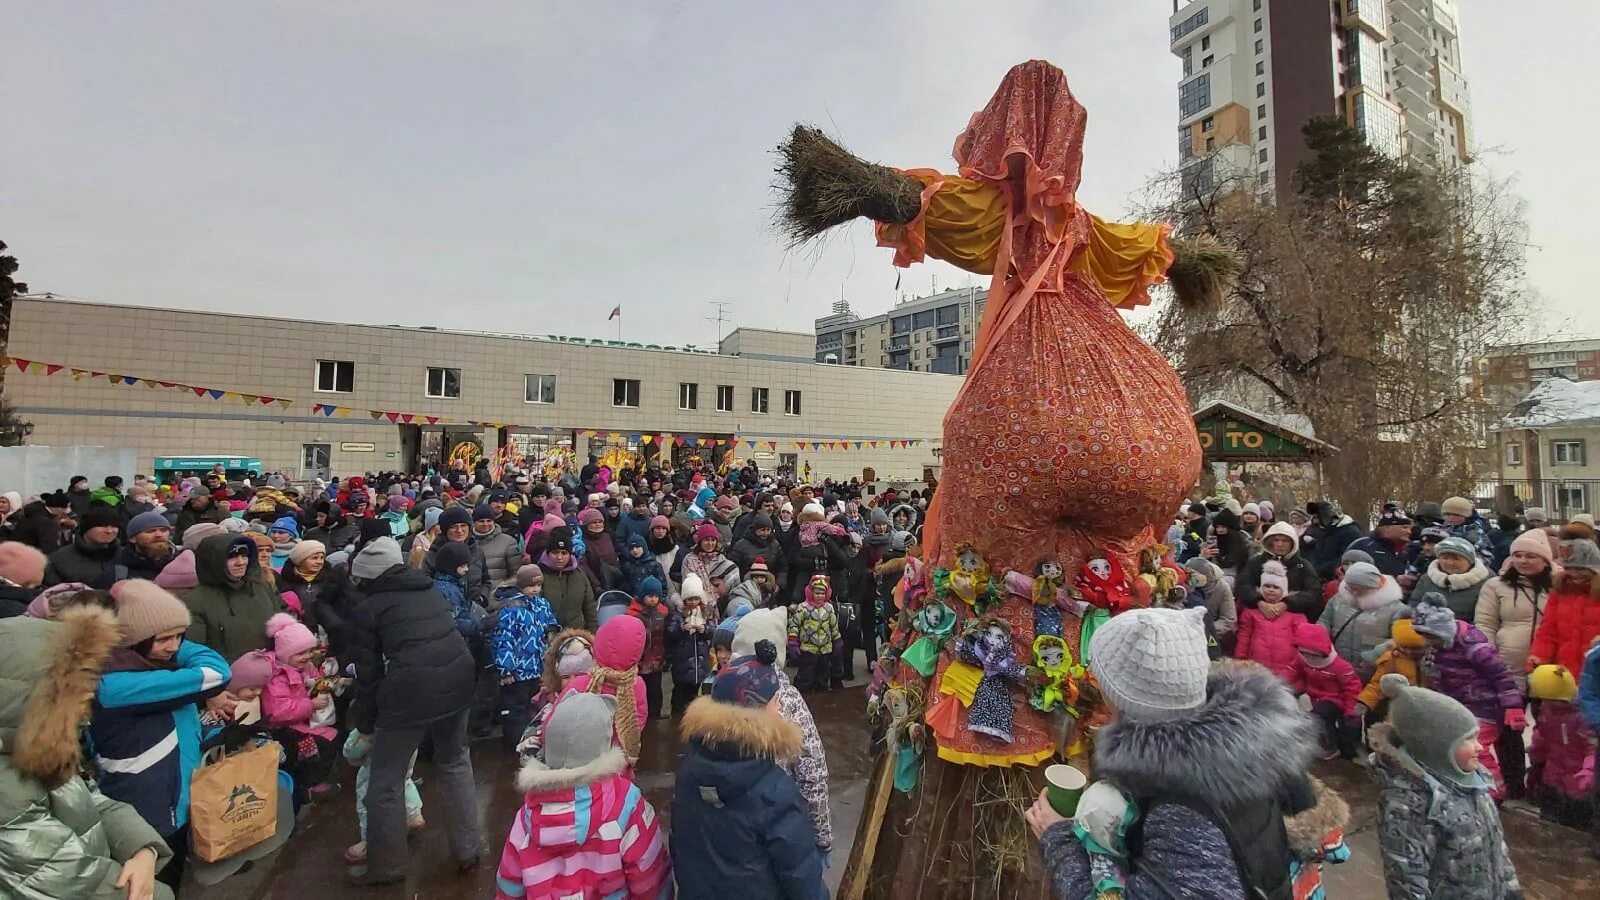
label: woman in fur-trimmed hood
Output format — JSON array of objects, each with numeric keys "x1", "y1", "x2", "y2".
[
  {"x1": 0, "y1": 609, "x2": 177, "y2": 899},
  {"x1": 1031, "y1": 608, "x2": 1321, "y2": 900},
  {"x1": 670, "y1": 642, "x2": 827, "y2": 900}
]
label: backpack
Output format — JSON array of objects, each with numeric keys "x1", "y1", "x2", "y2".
[{"x1": 1126, "y1": 793, "x2": 1292, "y2": 900}]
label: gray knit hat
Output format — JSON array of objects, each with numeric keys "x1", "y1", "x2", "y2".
[
  {"x1": 1380, "y1": 673, "x2": 1481, "y2": 789},
  {"x1": 350, "y1": 536, "x2": 403, "y2": 580},
  {"x1": 1408, "y1": 595, "x2": 1457, "y2": 647},
  {"x1": 1088, "y1": 607, "x2": 1210, "y2": 723},
  {"x1": 1434, "y1": 537, "x2": 1477, "y2": 562},
  {"x1": 181, "y1": 521, "x2": 228, "y2": 552},
  {"x1": 1339, "y1": 548, "x2": 1374, "y2": 568},
  {"x1": 1342, "y1": 561, "x2": 1383, "y2": 591},
  {"x1": 1564, "y1": 539, "x2": 1600, "y2": 572},
  {"x1": 541, "y1": 692, "x2": 618, "y2": 770}
]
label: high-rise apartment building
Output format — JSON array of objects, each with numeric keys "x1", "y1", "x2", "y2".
[
  {"x1": 1170, "y1": 0, "x2": 1471, "y2": 199},
  {"x1": 813, "y1": 288, "x2": 985, "y2": 374}
]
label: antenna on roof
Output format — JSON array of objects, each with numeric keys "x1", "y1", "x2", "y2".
[{"x1": 707, "y1": 301, "x2": 733, "y2": 344}]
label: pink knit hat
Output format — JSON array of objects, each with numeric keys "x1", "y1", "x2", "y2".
[
  {"x1": 1501, "y1": 528, "x2": 1555, "y2": 573},
  {"x1": 0, "y1": 542, "x2": 47, "y2": 588},
  {"x1": 592, "y1": 614, "x2": 645, "y2": 669},
  {"x1": 228, "y1": 649, "x2": 275, "y2": 690},
  {"x1": 650, "y1": 515, "x2": 670, "y2": 532},
  {"x1": 265, "y1": 612, "x2": 318, "y2": 659},
  {"x1": 694, "y1": 521, "x2": 720, "y2": 543},
  {"x1": 154, "y1": 549, "x2": 199, "y2": 592}
]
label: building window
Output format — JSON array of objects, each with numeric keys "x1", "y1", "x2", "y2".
[
  {"x1": 1559, "y1": 484, "x2": 1588, "y2": 513},
  {"x1": 1505, "y1": 441, "x2": 1523, "y2": 466},
  {"x1": 1259, "y1": 148, "x2": 1269, "y2": 162},
  {"x1": 1258, "y1": 125, "x2": 1268, "y2": 140},
  {"x1": 716, "y1": 384, "x2": 734, "y2": 411},
  {"x1": 1256, "y1": 61, "x2": 1265, "y2": 76},
  {"x1": 1181, "y1": 46, "x2": 1192, "y2": 78},
  {"x1": 784, "y1": 390, "x2": 802, "y2": 416},
  {"x1": 1256, "y1": 82, "x2": 1266, "y2": 97},
  {"x1": 524, "y1": 374, "x2": 556, "y2": 404},
  {"x1": 314, "y1": 359, "x2": 354, "y2": 393},
  {"x1": 612, "y1": 378, "x2": 640, "y2": 408},
  {"x1": 1171, "y1": 6, "x2": 1208, "y2": 42},
  {"x1": 1205, "y1": 136, "x2": 1215, "y2": 151},
  {"x1": 1254, "y1": 0, "x2": 1261, "y2": 8},
  {"x1": 751, "y1": 387, "x2": 770, "y2": 414},
  {"x1": 1202, "y1": 54, "x2": 1213, "y2": 68},
  {"x1": 302, "y1": 443, "x2": 331, "y2": 479},
  {"x1": 678, "y1": 382, "x2": 698, "y2": 410},
  {"x1": 1254, "y1": 18, "x2": 1262, "y2": 33},
  {"x1": 1201, "y1": 115, "x2": 1214, "y2": 131},
  {"x1": 425, "y1": 367, "x2": 460, "y2": 399},
  {"x1": 1256, "y1": 38, "x2": 1264, "y2": 53},
  {"x1": 1553, "y1": 440, "x2": 1587, "y2": 466},
  {"x1": 1178, "y1": 73, "x2": 1211, "y2": 119},
  {"x1": 1257, "y1": 104, "x2": 1267, "y2": 118}
]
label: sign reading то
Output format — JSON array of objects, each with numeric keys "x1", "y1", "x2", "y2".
[{"x1": 1194, "y1": 417, "x2": 1309, "y2": 459}]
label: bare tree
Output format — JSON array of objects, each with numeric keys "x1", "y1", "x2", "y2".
[
  {"x1": 1138, "y1": 119, "x2": 1533, "y2": 515},
  {"x1": 0, "y1": 240, "x2": 29, "y2": 446}
]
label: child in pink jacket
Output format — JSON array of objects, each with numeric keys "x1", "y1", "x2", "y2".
[
  {"x1": 1526, "y1": 663, "x2": 1596, "y2": 827},
  {"x1": 1290, "y1": 621, "x2": 1362, "y2": 759},
  {"x1": 262, "y1": 612, "x2": 339, "y2": 801},
  {"x1": 550, "y1": 615, "x2": 648, "y2": 762},
  {"x1": 1237, "y1": 560, "x2": 1309, "y2": 682},
  {"x1": 495, "y1": 692, "x2": 672, "y2": 900}
]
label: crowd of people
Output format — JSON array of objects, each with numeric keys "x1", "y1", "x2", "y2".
[
  {"x1": 0, "y1": 458, "x2": 931, "y2": 897},
  {"x1": 2, "y1": 459, "x2": 1595, "y2": 898}
]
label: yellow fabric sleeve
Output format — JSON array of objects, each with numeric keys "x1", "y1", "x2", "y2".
[{"x1": 1067, "y1": 215, "x2": 1174, "y2": 310}]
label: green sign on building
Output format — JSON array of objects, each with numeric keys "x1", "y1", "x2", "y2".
[{"x1": 1190, "y1": 402, "x2": 1332, "y2": 462}]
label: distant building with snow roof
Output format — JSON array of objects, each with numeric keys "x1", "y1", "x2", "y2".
[{"x1": 1490, "y1": 376, "x2": 1600, "y2": 519}]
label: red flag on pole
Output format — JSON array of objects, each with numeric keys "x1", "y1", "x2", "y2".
[{"x1": 608, "y1": 305, "x2": 621, "y2": 320}]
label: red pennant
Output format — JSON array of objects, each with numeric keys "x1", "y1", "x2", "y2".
[
  {"x1": 10, "y1": 358, "x2": 29, "y2": 371},
  {"x1": 425, "y1": 416, "x2": 440, "y2": 425},
  {"x1": 192, "y1": 386, "x2": 207, "y2": 397},
  {"x1": 258, "y1": 396, "x2": 276, "y2": 405},
  {"x1": 157, "y1": 380, "x2": 176, "y2": 388},
  {"x1": 44, "y1": 364, "x2": 63, "y2": 376},
  {"x1": 400, "y1": 414, "x2": 415, "y2": 424},
  {"x1": 385, "y1": 411, "x2": 400, "y2": 423}
]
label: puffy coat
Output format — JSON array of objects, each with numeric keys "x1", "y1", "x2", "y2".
[
  {"x1": 1347, "y1": 534, "x2": 1413, "y2": 577},
  {"x1": 491, "y1": 592, "x2": 559, "y2": 684},
  {"x1": 261, "y1": 655, "x2": 335, "y2": 740},
  {"x1": 173, "y1": 499, "x2": 227, "y2": 540},
  {"x1": 1236, "y1": 549, "x2": 1322, "y2": 618},
  {"x1": 471, "y1": 524, "x2": 524, "y2": 589},
  {"x1": 423, "y1": 538, "x2": 489, "y2": 604},
  {"x1": 90, "y1": 640, "x2": 230, "y2": 838},
  {"x1": 1235, "y1": 607, "x2": 1308, "y2": 681},
  {"x1": 1474, "y1": 573, "x2": 1549, "y2": 692},
  {"x1": 1307, "y1": 506, "x2": 1363, "y2": 581},
  {"x1": 113, "y1": 543, "x2": 178, "y2": 582},
  {"x1": 1291, "y1": 655, "x2": 1361, "y2": 716},
  {"x1": 626, "y1": 602, "x2": 669, "y2": 675},
  {"x1": 0, "y1": 612, "x2": 176, "y2": 900},
  {"x1": 618, "y1": 538, "x2": 668, "y2": 599},
  {"x1": 1183, "y1": 559, "x2": 1237, "y2": 636},
  {"x1": 1357, "y1": 647, "x2": 1424, "y2": 712},
  {"x1": 1369, "y1": 724, "x2": 1521, "y2": 899},
  {"x1": 44, "y1": 535, "x2": 122, "y2": 588},
  {"x1": 1528, "y1": 699, "x2": 1594, "y2": 802},
  {"x1": 1318, "y1": 576, "x2": 1409, "y2": 681},
  {"x1": 1583, "y1": 644, "x2": 1600, "y2": 734},
  {"x1": 348, "y1": 563, "x2": 476, "y2": 734},
  {"x1": 1529, "y1": 575, "x2": 1600, "y2": 677},
  {"x1": 1430, "y1": 620, "x2": 1521, "y2": 722},
  {"x1": 613, "y1": 510, "x2": 654, "y2": 549},
  {"x1": 540, "y1": 553, "x2": 598, "y2": 632},
  {"x1": 670, "y1": 698, "x2": 827, "y2": 900},
  {"x1": 728, "y1": 518, "x2": 786, "y2": 582},
  {"x1": 183, "y1": 535, "x2": 288, "y2": 662},
  {"x1": 9, "y1": 501, "x2": 65, "y2": 554},
  {"x1": 494, "y1": 747, "x2": 672, "y2": 900},
  {"x1": 666, "y1": 606, "x2": 713, "y2": 687},
  {"x1": 1409, "y1": 558, "x2": 1492, "y2": 621}
]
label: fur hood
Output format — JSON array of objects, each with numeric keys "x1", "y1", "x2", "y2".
[
  {"x1": 1422, "y1": 558, "x2": 1491, "y2": 591},
  {"x1": 1553, "y1": 570, "x2": 1600, "y2": 599},
  {"x1": 515, "y1": 746, "x2": 627, "y2": 795},
  {"x1": 541, "y1": 627, "x2": 594, "y2": 694},
  {"x1": 1284, "y1": 775, "x2": 1350, "y2": 853},
  {"x1": 1366, "y1": 722, "x2": 1427, "y2": 782},
  {"x1": 1335, "y1": 575, "x2": 1405, "y2": 612},
  {"x1": 679, "y1": 696, "x2": 802, "y2": 761},
  {"x1": 0, "y1": 607, "x2": 121, "y2": 787},
  {"x1": 1093, "y1": 660, "x2": 1319, "y2": 811}
]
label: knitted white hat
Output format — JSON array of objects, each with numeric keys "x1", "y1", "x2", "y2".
[
  {"x1": 1088, "y1": 607, "x2": 1210, "y2": 723},
  {"x1": 733, "y1": 607, "x2": 790, "y2": 668}
]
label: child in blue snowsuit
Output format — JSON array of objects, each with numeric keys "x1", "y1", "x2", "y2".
[{"x1": 493, "y1": 564, "x2": 560, "y2": 751}]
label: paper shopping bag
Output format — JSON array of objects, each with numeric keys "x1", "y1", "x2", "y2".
[{"x1": 189, "y1": 742, "x2": 279, "y2": 862}]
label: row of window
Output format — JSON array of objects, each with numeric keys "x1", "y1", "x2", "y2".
[
  {"x1": 316, "y1": 360, "x2": 803, "y2": 414},
  {"x1": 1506, "y1": 440, "x2": 1588, "y2": 467}
]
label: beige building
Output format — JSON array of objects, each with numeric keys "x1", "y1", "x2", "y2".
[
  {"x1": 1492, "y1": 376, "x2": 1600, "y2": 518},
  {"x1": 4, "y1": 296, "x2": 961, "y2": 483},
  {"x1": 813, "y1": 288, "x2": 986, "y2": 374}
]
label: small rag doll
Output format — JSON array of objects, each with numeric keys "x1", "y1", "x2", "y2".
[
  {"x1": 881, "y1": 685, "x2": 927, "y2": 793},
  {"x1": 938, "y1": 543, "x2": 995, "y2": 611},
  {"x1": 1075, "y1": 553, "x2": 1132, "y2": 665},
  {"x1": 956, "y1": 616, "x2": 1033, "y2": 743},
  {"x1": 1030, "y1": 634, "x2": 1081, "y2": 714},
  {"x1": 900, "y1": 599, "x2": 958, "y2": 677}
]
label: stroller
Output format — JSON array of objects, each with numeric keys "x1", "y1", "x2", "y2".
[{"x1": 596, "y1": 590, "x2": 633, "y2": 627}]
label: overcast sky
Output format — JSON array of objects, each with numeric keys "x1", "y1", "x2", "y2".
[{"x1": 3, "y1": 1, "x2": 1593, "y2": 346}]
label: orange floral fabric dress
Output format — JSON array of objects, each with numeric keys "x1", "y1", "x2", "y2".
[{"x1": 878, "y1": 60, "x2": 1202, "y2": 767}]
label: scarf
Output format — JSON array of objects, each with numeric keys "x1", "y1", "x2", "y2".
[
  {"x1": 646, "y1": 532, "x2": 677, "y2": 555},
  {"x1": 1259, "y1": 599, "x2": 1287, "y2": 621},
  {"x1": 589, "y1": 664, "x2": 640, "y2": 758}
]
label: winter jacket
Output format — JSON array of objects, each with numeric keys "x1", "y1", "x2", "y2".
[
  {"x1": 670, "y1": 698, "x2": 827, "y2": 900},
  {"x1": 91, "y1": 640, "x2": 230, "y2": 838},
  {"x1": 1409, "y1": 558, "x2": 1492, "y2": 621},
  {"x1": 1429, "y1": 620, "x2": 1522, "y2": 722},
  {"x1": 472, "y1": 524, "x2": 524, "y2": 589},
  {"x1": 9, "y1": 502, "x2": 65, "y2": 554},
  {"x1": 302, "y1": 515, "x2": 359, "y2": 555},
  {"x1": 541, "y1": 553, "x2": 598, "y2": 632},
  {"x1": 580, "y1": 529, "x2": 622, "y2": 593},
  {"x1": 1291, "y1": 654, "x2": 1361, "y2": 716},
  {"x1": 348, "y1": 563, "x2": 476, "y2": 734},
  {"x1": 619, "y1": 545, "x2": 668, "y2": 600},
  {"x1": 626, "y1": 601, "x2": 669, "y2": 675},
  {"x1": 1183, "y1": 559, "x2": 1237, "y2": 636},
  {"x1": 1348, "y1": 534, "x2": 1413, "y2": 577},
  {"x1": 788, "y1": 600, "x2": 841, "y2": 656},
  {"x1": 173, "y1": 500, "x2": 227, "y2": 540},
  {"x1": 491, "y1": 590, "x2": 559, "y2": 683},
  {"x1": 434, "y1": 572, "x2": 483, "y2": 644},
  {"x1": 774, "y1": 670, "x2": 832, "y2": 850},
  {"x1": 276, "y1": 564, "x2": 330, "y2": 632},
  {"x1": 183, "y1": 535, "x2": 288, "y2": 662},
  {"x1": 1446, "y1": 514, "x2": 1498, "y2": 567},
  {"x1": 1307, "y1": 506, "x2": 1363, "y2": 581},
  {"x1": 424, "y1": 538, "x2": 489, "y2": 604},
  {"x1": 1237, "y1": 549, "x2": 1322, "y2": 618},
  {"x1": 1317, "y1": 577, "x2": 1409, "y2": 681},
  {"x1": 1528, "y1": 699, "x2": 1594, "y2": 802},
  {"x1": 1474, "y1": 573, "x2": 1549, "y2": 692},
  {"x1": 1528, "y1": 575, "x2": 1600, "y2": 677},
  {"x1": 666, "y1": 605, "x2": 713, "y2": 687},
  {"x1": 44, "y1": 535, "x2": 122, "y2": 589},
  {"x1": 782, "y1": 530, "x2": 850, "y2": 606},
  {"x1": 0, "y1": 579, "x2": 35, "y2": 618},
  {"x1": 728, "y1": 526, "x2": 786, "y2": 584},
  {"x1": 112, "y1": 543, "x2": 178, "y2": 582},
  {"x1": 613, "y1": 511, "x2": 654, "y2": 549},
  {"x1": 1044, "y1": 663, "x2": 1318, "y2": 900},
  {"x1": 494, "y1": 747, "x2": 672, "y2": 900},
  {"x1": 1235, "y1": 606, "x2": 1308, "y2": 682},
  {"x1": 1357, "y1": 648, "x2": 1425, "y2": 712},
  {"x1": 261, "y1": 654, "x2": 335, "y2": 741},
  {"x1": 1583, "y1": 644, "x2": 1600, "y2": 734},
  {"x1": 0, "y1": 612, "x2": 176, "y2": 900},
  {"x1": 1369, "y1": 723, "x2": 1521, "y2": 899}
]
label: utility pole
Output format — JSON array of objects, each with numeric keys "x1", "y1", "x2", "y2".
[{"x1": 706, "y1": 301, "x2": 733, "y2": 345}]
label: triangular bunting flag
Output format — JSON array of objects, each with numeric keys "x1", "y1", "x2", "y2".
[
  {"x1": 425, "y1": 416, "x2": 440, "y2": 425},
  {"x1": 276, "y1": 398, "x2": 292, "y2": 409},
  {"x1": 193, "y1": 386, "x2": 208, "y2": 397},
  {"x1": 157, "y1": 380, "x2": 176, "y2": 388},
  {"x1": 45, "y1": 364, "x2": 63, "y2": 376},
  {"x1": 71, "y1": 368, "x2": 88, "y2": 380},
  {"x1": 870, "y1": 441, "x2": 879, "y2": 449},
  {"x1": 10, "y1": 358, "x2": 29, "y2": 371},
  {"x1": 640, "y1": 434, "x2": 652, "y2": 443},
  {"x1": 369, "y1": 410, "x2": 384, "y2": 420},
  {"x1": 141, "y1": 378, "x2": 157, "y2": 388},
  {"x1": 238, "y1": 394, "x2": 258, "y2": 404},
  {"x1": 258, "y1": 396, "x2": 275, "y2": 405},
  {"x1": 336, "y1": 407, "x2": 352, "y2": 417},
  {"x1": 122, "y1": 375, "x2": 139, "y2": 386},
  {"x1": 207, "y1": 389, "x2": 225, "y2": 399},
  {"x1": 385, "y1": 412, "x2": 400, "y2": 423}
]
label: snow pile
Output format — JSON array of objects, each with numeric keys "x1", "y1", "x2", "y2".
[{"x1": 1498, "y1": 377, "x2": 1600, "y2": 428}]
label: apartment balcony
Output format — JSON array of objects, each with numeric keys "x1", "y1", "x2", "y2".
[
  {"x1": 1342, "y1": 0, "x2": 1387, "y2": 39},
  {"x1": 1435, "y1": 55, "x2": 1469, "y2": 116},
  {"x1": 932, "y1": 325, "x2": 960, "y2": 345},
  {"x1": 888, "y1": 335, "x2": 910, "y2": 351},
  {"x1": 1431, "y1": 3, "x2": 1457, "y2": 36},
  {"x1": 1389, "y1": 7, "x2": 1428, "y2": 49}
]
